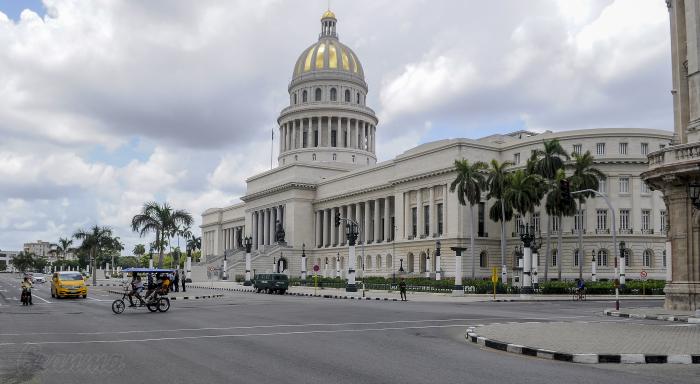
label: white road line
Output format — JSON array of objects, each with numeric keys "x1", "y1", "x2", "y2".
[
  {"x1": 31, "y1": 294, "x2": 52, "y2": 304},
  {"x1": 0, "y1": 324, "x2": 471, "y2": 346},
  {"x1": 86, "y1": 297, "x2": 110, "y2": 302}
]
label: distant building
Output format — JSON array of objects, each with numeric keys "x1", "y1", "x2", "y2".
[
  {"x1": 23, "y1": 240, "x2": 55, "y2": 261},
  {"x1": 0, "y1": 250, "x2": 20, "y2": 272}
]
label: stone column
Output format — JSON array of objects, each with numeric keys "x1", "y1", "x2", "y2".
[
  {"x1": 324, "y1": 209, "x2": 330, "y2": 247},
  {"x1": 326, "y1": 116, "x2": 332, "y2": 147},
  {"x1": 316, "y1": 210, "x2": 322, "y2": 248},
  {"x1": 384, "y1": 197, "x2": 392, "y2": 241},
  {"x1": 429, "y1": 186, "x2": 435, "y2": 237},
  {"x1": 331, "y1": 207, "x2": 338, "y2": 246},
  {"x1": 364, "y1": 201, "x2": 371, "y2": 244},
  {"x1": 664, "y1": 184, "x2": 699, "y2": 310},
  {"x1": 252, "y1": 212, "x2": 258, "y2": 250},
  {"x1": 452, "y1": 247, "x2": 465, "y2": 296},
  {"x1": 354, "y1": 202, "x2": 361, "y2": 233},
  {"x1": 404, "y1": 191, "x2": 412, "y2": 238},
  {"x1": 262, "y1": 209, "x2": 268, "y2": 246},
  {"x1": 373, "y1": 199, "x2": 380, "y2": 242},
  {"x1": 416, "y1": 189, "x2": 424, "y2": 237}
]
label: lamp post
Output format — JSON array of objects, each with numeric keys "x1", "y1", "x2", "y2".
[
  {"x1": 451, "y1": 246, "x2": 467, "y2": 296},
  {"x1": 324, "y1": 257, "x2": 328, "y2": 278},
  {"x1": 222, "y1": 250, "x2": 228, "y2": 280},
  {"x1": 520, "y1": 224, "x2": 535, "y2": 295},
  {"x1": 336, "y1": 253, "x2": 340, "y2": 278},
  {"x1": 273, "y1": 256, "x2": 277, "y2": 273},
  {"x1": 425, "y1": 248, "x2": 431, "y2": 278},
  {"x1": 392, "y1": 225, "x2": 398, "y2": 285},
  {"x1": 345, "y1": 221, "x2": 359, "y2": 292},
  {"x1": 591, "y1": 250, "x2": 597, "y2": 282},
  {"x1": 531, "y1": 234, "x2": 541, "y2": 290},
  {"x1": 399, "y1": 258, "x2": 404, "y2": 272},
  {"x1": 435, "y1": 240, "x2": 442, "y2": 281},
  {"x1": 301, "y1": 243, "x2": 307, "y2": 285},
  {"x1": 618, "y1": 241, "x2": 626, "y2": 289},
  {"x1": 244, "y1": 237, "x2": 252, "y2": 286}
]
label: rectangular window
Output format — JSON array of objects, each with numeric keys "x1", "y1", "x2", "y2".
[
  {"x1": 663, "y1": 250, "x2": 667, "y2": 268},
  {"x1": 478, "y1": 202, "x2": 485, "y2": 237},
  {"x1": 514, "y1": 214, "x2": 522, "y2": 234},
  {"x1": 551, "y1": 250, "x2": 557, "y2": 267},
  {"x1": 625, "y1": 250, "x2": 630, "y2": 267},
  {"x1": 619, "y1": 142, "x2": 628, "y2": 155},
  {"x1": 437, "y1": 204, "x2": 443, "y2": 235},
  {"x1": 641, "y1": 142, "x2": 649, "y2": 155},
  {"x1": 641, "y1": 210, "x2": 651, "y2": 231},
  {"x1": 660, "y1": 210, "x2": 667, "y2": 233},
  {"x1": 479, "y1": 252, "x2": 487, "y2": 268},
  {"x1": 596, "y1": 143, "x2": 606, "y2": 155},
  {"x1": 514, "y1": 153, "x2": 520, "y2": 164},
  {"x1": 597, "y1": 251, "x2": 608, "y2": 267},
  {"x1": 619, "y1": 177, "x2": 629, "y2": 193},
  {"x1": 597, "y1": 209, "x2": 608, "y2": 230},
  {"x1": 551, "y1": 216, "x2": 560, "y2": 232},
  {"x1": 411, "y1": 207, "x2": 417, "y2": 238},
  {"x1": 643, "y1": 251, "x2": 652, "y2": 268},
  {"x1": 573, "y1": 144, "x2": 582, "y2": 155},
  {"x1": 598, "y1": 177, "x2": 607, "y2": 194},
  {"x1": 619, "y1": 209, "x2": 630, "y2": 231},
  {"x1": 574, "y1": 249, "x2": 579, "y2": 267},
  {"x1": 641, "y1": 182, "x2": 650, "y2": 194},
  {"x1": 531, "y1": 212, "x2": 540, "y2": 234},
  {"x1": 423, "y1": 205, "x2": 430, "y2": 236},
  {"x1": 574, "y1": 209, "x2": 585, "y2": 231}
]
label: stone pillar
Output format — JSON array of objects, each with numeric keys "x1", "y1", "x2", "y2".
[
  {"x1": 373, "y1": 199, "x2": 380, "y2": 243},
  {"x1": 259, "y1": 210, "x2": 266, "y2": 247},
  {"x1": 416, "y1": 189, "x2": 423, "y2": 237},
  {"x1": 326, "y1": 116, "x2": 332, "y2": 147},
  {"x1": 354, "y1": 202, "x2": 361, "y2": 234},
  {"x1": 316, "y1": 210, "x2": 323, "y2": 248},
  {"x1": 404, "y1": 191, "x2": 412, "y2": 238},
  {"x1": 452, "y1": 247, "x2": 465, "y2": 296},
  {"x1": 384, "y1": 197, "x2": 392, "y2": 241},
  {"x1": 363, "y1": 201, "x2": 371, "y2": 244},
  {"x1": 429, "y1": 186, "x2": 435, "y2": 237},
  {"x1": 263, "y1": 209, "x2": 269, "y2": 246},
  {"x1": 324, "y1": 209, "x2": 330, "y2": 247},
  {"x1": 331, "y1": 207, "x2": 338, "y2": 246}
]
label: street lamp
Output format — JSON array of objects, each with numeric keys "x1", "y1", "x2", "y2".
[
  {"x1": 519, "y1": 223, "x2": 536, "y2": 294},
  {"x1": 435, "y1": 240, "x2": 442, "y2": 281},
  {"x1": 336, "y1": 253, "x2": 341, "y2": 278},
  {"x1": 399, "y1": 258, "x2": 405, "y2": 272},
  {"x1": 301, "y1": 243, "x2": 307, "y2": 286},
  {"x1": 531, "y1": 234, "x2": 542, "y2": 289},
  {"x1": 244, "y1": 236, "x2": 252, "y2": 286},
  {"x1": 273, "y1": 256, "x2": 277, "y2": 273},
  {"x1": 345, "y1": 221, "x2": 359, "y2": 292},
  {"x1": 425, "y1": 248, "x2": 431, "y2": 278},
  {"x1": 591, "y1": 250, "x2": 597, "y2": 282},
  {"x1": 618, "y1": 241, "x2": 626, "y2": 288}
]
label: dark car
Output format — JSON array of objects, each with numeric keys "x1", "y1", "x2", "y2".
[{"x1": 253, "y1": 273, "x2": 288, "y2": 294}]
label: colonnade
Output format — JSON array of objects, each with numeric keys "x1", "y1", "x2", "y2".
[
  {"x1": 315, "y1": 197, "x2": 393, "y2": 248},
  {"x1": 279, "y1": 116, "x2": 376, "y2": 153},
  {"x1": 222, "y1": 226, "x2": 244, "y2": 252},
  {"x1": 403, "y1": 184, "x2": 448, "y2": 240},
  {"x1": 251, "y1": 205, "x2": 286, "y2": 250}
]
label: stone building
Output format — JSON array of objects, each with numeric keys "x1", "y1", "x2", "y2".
[
  {"x1": 642, "y1": 0, "x2": 700, "y2": 311},
  {"x1": 199, "y1": 11, "x2": 672, "y2": 283}
]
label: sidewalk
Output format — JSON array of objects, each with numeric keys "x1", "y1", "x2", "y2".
[
  {"x1": 604, "y1": 307, "x2": 700, "y2": 323},
  {"x1": 466, "y1": 321, "x2": 700, "y2": 364}
]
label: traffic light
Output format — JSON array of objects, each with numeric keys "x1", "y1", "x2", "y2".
[
  {"x1": 560, "y1": 179, "x2": 571, "y2": 205},
  {"x1": 334, "y1": 213, "x2": 341, "y2": 227}
]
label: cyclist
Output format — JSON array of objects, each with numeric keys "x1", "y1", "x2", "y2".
[
  {"x1": 127, "y1": 274, "x2": 145, "y2": 307},
  {"x1": 21, "y1": 276, "x2": 33, "y2": 306},
  {"x1": 576, "y1": 278, "x2": 585, "y2": 300}
]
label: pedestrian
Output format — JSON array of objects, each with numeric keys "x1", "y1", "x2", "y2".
[
  {"x1": 169, "y1": 272, "x2": 175, "y2": 292},
  {"x1": 173, "y1": 270, "x2": 180, "y2": 292},
  {"x1": 181, "y1": 269, "x2": 186, "y2": 292},
  {"x1": 399, "y1": 278, "x2": 407, "y2": 301}
]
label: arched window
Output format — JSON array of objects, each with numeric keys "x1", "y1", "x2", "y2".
[
  {"x1": 479, "y1": 251, "x2": 488, "y2": 268},
  {"x1": 376, "y1": 255, "x2": 382, "y2": 271},
  {"x1": 356, "y1": 92, "x2": 360, "y2": 104},
  {"x1": 351, "y1": 155, "x2": 355, "y2": 163},
  {"x1": 302, "y1": 90, "x2": 308, "y2": 103},
  {"x1": 332, "y1": 153, "x2": 337, "y2": 161},
  {"x1": 345, "y1": 89, "x2": 351, "y2": 102},
  {"x1": 312, "y1": 153, "x2": 316, "y2": 161},
  {"x1": 315, "y1": 88, "x2": 322, "y2": 101},
  {"x1": 386, "y1": 254, "x2": 393, "y2": 269},
  {"x1": 597, "y1": 250, "x2": 608, "y2": 266},
  {"x1": 643, "y1": 249, "x2": 653, "y2": 268},
  {"x1": 366, "y1": 255, "x2": 372, "y2": 270},
  {"x1": 330, "y1": 88, "x2": 337, "y2": 101},
  {"x1": 293, "y1": 93, "x2": 297, "y2": 105},
  {"x1": 294, "y1": 155, "x2": 298, "y2": 161}
]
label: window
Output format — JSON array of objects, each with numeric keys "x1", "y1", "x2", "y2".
[
  {"x1": 411, "y1": 207, "x2": 417, "y2": 238},
  {"x1": 551, "y1": 216, "x2": 560, "y2": 233},
  {"x1": 331, "y1": 130, "x2": 337, "y2": 147},
  {"x1": 312, "y1": 153, "x2": 316, "y2": 161},
  {"x1": 663, "y1": 250, "x2": 667, "y2": 268},
  {"x1": 478, "y1": 202, "x2": 486, "y2": 237},
  {"x1": 574, "y1": 210, "x2": 585, "y2": 231},
  {"x1": 598, "y1": 177, "x2": 607, "y2": 194},
  {"x1": 332, "y1": 153, "x2": 337, "y2": 161},
  {"x1": 479, "y1": 251, "x2": 488, "y2": 268},
  {"x1": 643, "y1": 249, "x2": 653, "y2": 268},
  {"x1": 356, "y1": 92, "x2": 360, "y2": 104},
  {"x1": 642, "y1": 210, "x2": 651, "y2": 231},
  {"x1": 619, "y1": 209, "x2": 630, "y2": 231},
  {"x1": 514, "y1": 214, "x2": 522, "y2": 234},
  {"x1": 293, "y1": 93, "x2": 297, "y2": 104},
  {"x1": 344, "y1": 89, "x2": 351, "y2": 102},
  {"x1": 531, "y1": 212, "x2": 540, "y2": 234},
  {"x1": 423, "y1": 205, "x2": 430, "y2": 236},
  {"x1": 596, "y1": 143, "x2": 606, "y2": 155},
  {"x1": 624, "y1": 249, "x2": 630, "y2": 267},
  {"x1": 619, "y1": 177, "x2": 629, "y2": 193},
  {"x1": 573, "y1": 249, "x2": 579, "y2": 267},
  {"x1": 513, "y1": 153, "x2": 520, "y2": 164},
  {"x1": 573, "y1": 144, "x2": 582, "y2": 155},
  {"x1": 330, "y1": 88, "x2": 337, "y2": 101},
  {"x1": 315, "y1": 88, "x2": 322, "y2": 101},
  {"x1": 619, "y1": 142, "x2": 628, "y2": 155},
  {"x1": 596, "y1": 209, "x2": 608, "y2": 230},
  {"x1": 351, "y1": 154, "x2": 355, "y2": 163},
  {"x1": 641, "y1": 182, "x2": 650, "y2": 194},
  {"x1": 641, "y1": 142, "x2": 649, "y2": 155},
  {"x1": 551, "y1": 249, "x2": 557, "y2": 267},
  {"x1": 437, "y1": 203, "x2": 444, "y2": 235},
  {"x1": 302, "y1": 90, "x2": 308, "y2": 103},
  {"x1": 660, "y1": 210, "x2": 667, "y2": 233},
  {"x1": 597, "y1": 249, "x2": 608, "y2": 266}
]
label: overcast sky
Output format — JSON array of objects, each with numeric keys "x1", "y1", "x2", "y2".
[{"x1": 0, "y1": 0, "x2": 673, "y2": 254}]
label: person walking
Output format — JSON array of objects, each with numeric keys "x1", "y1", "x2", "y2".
[
  {"x1": 181, "y1": 269, "x2": 186, "y2": 292},
  {"x1": 173, "y1": 270, "x2": 180, "y2": 292},
  {"x1": 399, "y1": 278, "x2": 407, "y2": 301}
]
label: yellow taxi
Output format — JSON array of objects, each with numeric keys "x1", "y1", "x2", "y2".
[{"x1": 51, "y1": 271, "x2": 88, "y2": 299}]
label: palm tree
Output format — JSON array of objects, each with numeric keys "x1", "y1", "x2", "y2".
[
  {"x1": 505, "y1": 169, "x2": 542, "y2": 228},
  {"x1": 569, "y1": 150, "x2": 605, "y2": 279},
  {"x1": 450, "y1": 159, "x2": 488, "y2": 279},
  {"x1": 73, "y1": 225, "x2": 115, "y2": 285},
  {"x1": 133, "y1": 244, "x2": 146, "y2": 257},
  {"x1": 56, "y1": 237, "x2": 73, "y2": 261},
  {"x1": 531, "y1": 139, "x2": 569, "y2": 281},
  {"x1": 486, "y1": 159, "x2": 514, "y2": 280},
  {"x1": 186, "y1": 236, "x2": 201, "y2": 262},
  {"x1": 131, "y1": 201, "x2": 193, "y2": 268},
  {"x1": 545, "y1": 169, "x2": 577, "y2": 280}
]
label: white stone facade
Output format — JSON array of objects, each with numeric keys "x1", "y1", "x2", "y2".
[{"x1": 199, "y1": 11, "x2": 673, "y2": 282}]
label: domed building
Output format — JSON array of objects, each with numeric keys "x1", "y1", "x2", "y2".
[{"x1": 198, "y1": 11, "x2": 672, "y2": 287}]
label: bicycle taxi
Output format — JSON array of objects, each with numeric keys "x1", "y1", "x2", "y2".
[{"x1": 111, "y1": 267, "x2": 174, "y2": 314}]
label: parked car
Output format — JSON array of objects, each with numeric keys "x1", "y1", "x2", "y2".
[{"x1": 253, "y1": 273, "x2": 289, "y2": 294}]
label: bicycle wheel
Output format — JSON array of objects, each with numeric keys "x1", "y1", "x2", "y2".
[
  {"x1": 146, "y1": 300, "x2": 158, "y2": 312},
  {"x1": 112, "y1": 299, "x2": 125, "y2": 314},
  {"x1": 157, "y1": 297, "x2": 170, "y2": 313}
]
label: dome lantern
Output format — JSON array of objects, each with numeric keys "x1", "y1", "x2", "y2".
[{"x1": 320, "y1": 10, "x2": 337, "y2": 39}]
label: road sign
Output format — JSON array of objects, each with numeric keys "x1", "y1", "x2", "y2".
[
  {"x1": 313, "y1": 264, "x2": 320, "y2": 272},
  {"x1": 640, "y1": 270, "x2": 648, "y2": 280},
  {"x1": 491, "y1": 267, "x2": 499, "y2": 283}
]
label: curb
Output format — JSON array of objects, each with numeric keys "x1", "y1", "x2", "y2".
[
  {"x1": 188, "y1": 285, "x2": 401, "y2": 302},
  {"x1": 465, "y1": 325, "x2": 700, "y2": 364},
  {"x1": 603, "y1": 309, "x2": 700, "y2": 324},
  {"x1": 107, "y1": 290, "x2": 224, "y2": 301}
]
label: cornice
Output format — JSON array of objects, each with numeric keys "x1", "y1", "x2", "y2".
[{"x1": 241, "y1": 182, "x2": 317, "y2": 202}]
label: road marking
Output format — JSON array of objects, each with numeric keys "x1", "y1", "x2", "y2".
[
  {"x1": 31, "y1": 294, "x2": 52, "y2": 304},
  {"x1": 0, "y1": 324, "x2": 471, "y2": 346}
]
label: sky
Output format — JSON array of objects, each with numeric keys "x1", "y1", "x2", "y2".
[{"x1": 0, "y1": 0, "x2": 673, "y2": 255}]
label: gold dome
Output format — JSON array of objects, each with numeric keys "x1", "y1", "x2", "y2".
[{"x1": 321, "y1": 10, "x2": 336, "y2": 19}]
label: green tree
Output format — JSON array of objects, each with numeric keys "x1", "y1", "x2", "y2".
[
  {"x1": 504, "y1": 169, "x2": 542, "y2": 229},
  {"x1": 56, "y1": 237, "x2": 73, "y2": 261},
  {"x1": 530, "y1": 139, "x2": 569, "y2": 281},
  {"x1": 74, "y1": 225, "x2": 116, "y2": 285},
  {"x1": 486, "y1": 159, "x2": 514, "y2": 280},
  {"x1": 133, "y1": 244, "x2": 146, "y2": 257},
  {"x1": 569, "y1": 150, "x2": 606, "y2": 279},
  {"x1": 131, "y1": 201, "x2": 193, "y2": 268},
  {"x1": 11, "y1": 251, "x2": 37, "y2": 273},
  {"x1": 545, "y1": 169, "x2": 577, "y2": 280},
  {"x1": 450, "y1": 159, "x2": 488, "y2": 278},
  {"x1": 186, "y1": 236, "x2": 201, "y2": 259}
]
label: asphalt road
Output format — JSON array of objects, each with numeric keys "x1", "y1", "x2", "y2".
[{"x1": 0, "y1": 273, "x2": 697, "y2": 384}]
